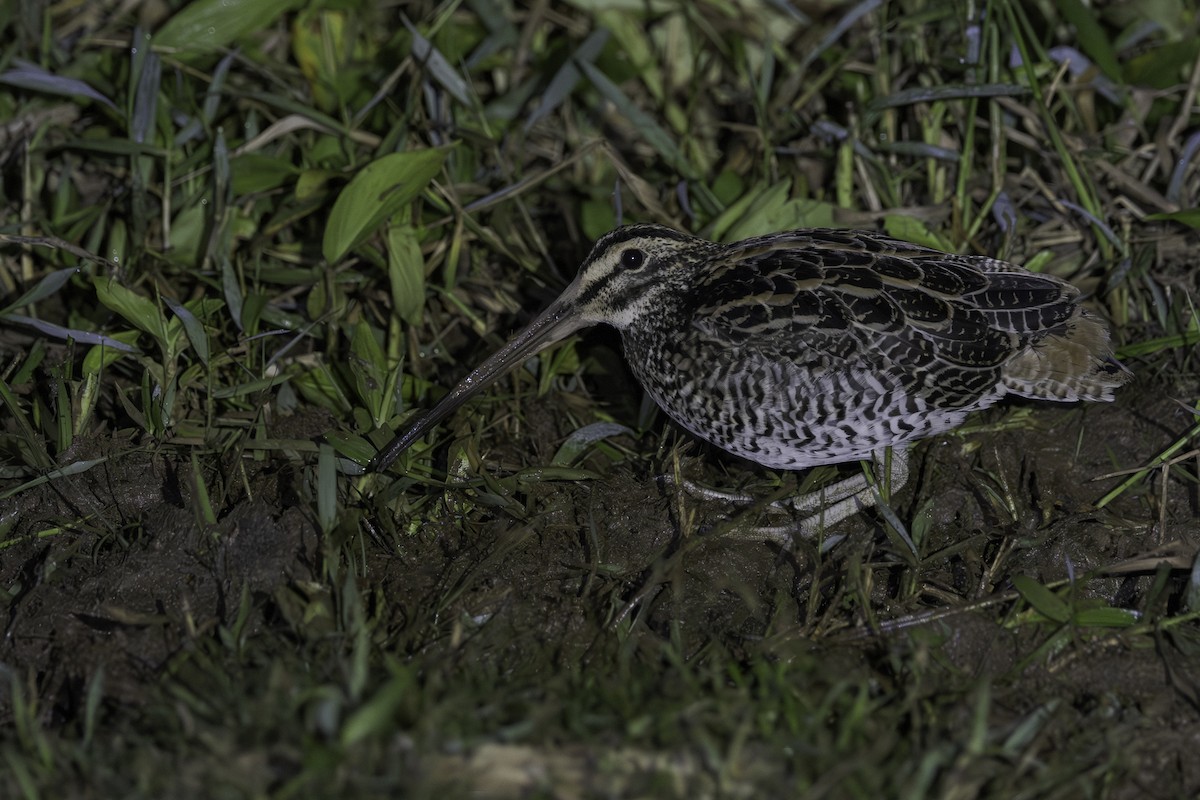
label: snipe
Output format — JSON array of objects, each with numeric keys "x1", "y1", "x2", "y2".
[{"x1": 372, "y1": 224, "x2": 1130, "y2": 539}]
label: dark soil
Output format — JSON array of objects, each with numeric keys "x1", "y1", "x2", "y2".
[{"x1": 2, "y1": 376, "x2": 1198, "y2": 798}]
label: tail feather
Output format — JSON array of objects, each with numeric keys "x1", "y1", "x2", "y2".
[{"x1": 1001, "y1": 309, "x2": 1131, "y2": 402}]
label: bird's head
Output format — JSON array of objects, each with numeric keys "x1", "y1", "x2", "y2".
[
  {"x1": 566, "y1": 223, "x2": 715, "y2": 328},
  {"x1": 371, "y1": 223, "x2": 711, "y2": 470}
]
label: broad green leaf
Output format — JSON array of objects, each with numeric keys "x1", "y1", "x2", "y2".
[
  {"x1": 712, "y1": 180, "x2": 837, "y2": 242},
  {"x1": 1012, "y1": 575, "x2": 1070, "y2": 624},
  {"x1": 581, "y1": 197, "x2": 618, "y2": 242},
  {"x1": 1127, "y1": 39, "x2": 1200, "y2": 89},
  {"x1": 296, "y1": 168, "x2": 338, "y2": 201},
  {"x1": 883, "y1": 216, "x2": 955, "y2": 251},
  {"x1": 168, "y1": 203, "x2": 208, "y2": 266},
  {"x1": 230, "y1": 154, "x2": 297, "y2": 196},
  {"x1": 94, "y1": 277, "x2": 168, "y2": 347},
  {"x1": 711, "y1": 170, "x2": 744, "y2": 207},
  {"x1": 154, "y1": 0, "x2": 307, "y2": 60},
  {"x1": 83, "y1": 330, "x2": 142, "y2": 374},
  {"x1": 709, "y1": 180, "x2": 791, "y2": 241},
  {"x1": 385, "y1": 225, "x2": 426, "y2": 325},
  {"x1": 322, "y1": 147, "x2": 451, "y2": 264},
  {"x1": 350, "y1": 320, "x2": 387, "y2": 424},
  {"x1": 291, "y1": 363, "x2": 353, "y2": 414},
  {"x1": 292, "y1": 10, "x2": 376, "y2": 112},
  {"x1": 292, "y1": 10, "x2": 348, "y2": 111},
  {"x1": 1022, "y1": 251, "x2": 1055, "y2": 273},
  {"x1": 324, "y1": 431, "x2": 375, "y2": 466}
]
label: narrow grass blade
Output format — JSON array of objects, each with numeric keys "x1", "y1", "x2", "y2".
[
  {"x1": 525, "y1": 29, "x2": 608, "y2": 132},
  {"x1": 0, "y1": 59, "x2": 117, "y2": 111},
  {"x1": 404, "y1": 16, "x2": 471, "y2": 105},
  {"x1": 0, "y1": 267, "x2": 78, "y2": 316},
  {"x1": 575, "y1": 58, "x2": 695, "y2": 179},
  {"x1": 551, "y1": 422, "x2": 633, "y2": 466},
  {"x1": 162, "y1": 297, "x2": 210, "y2": 365},
  {"x1": 317, "y1": 443, "x2": 337, "y2": 534},
  {"x1": 0, "y1": 458, "x2": 109, "y2": 501},
  {"x1": 2, "y1": 314, "x2": 139, "y2": 352}
]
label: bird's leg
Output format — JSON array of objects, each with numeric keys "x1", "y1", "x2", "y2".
[
  {"x1": 721, "y1": 447, "x2": 910, "y2": 543},
  {"x1": 792, "y1": 446, "x2": 909, "y2": 535},
  {"x1": 672, "y1": 478, "x2": 779, "y2": 507}
]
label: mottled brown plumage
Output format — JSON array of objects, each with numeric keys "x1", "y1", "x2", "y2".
[{"x1": 373, "y1": 224, "x2": 1130, "y2": 538}]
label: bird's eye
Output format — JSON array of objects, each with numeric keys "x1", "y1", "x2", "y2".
[{"x1": 620, "y1": 248, "x2": 646, "y2": 270}]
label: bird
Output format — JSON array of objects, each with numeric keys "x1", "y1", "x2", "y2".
[{"x1": 371, "y1": 223, "x2": 1130, "y2": 540}]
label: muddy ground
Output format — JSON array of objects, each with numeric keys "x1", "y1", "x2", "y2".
[{"x1": 2, "y1": 375, "x2": 1198, "y2": 797}]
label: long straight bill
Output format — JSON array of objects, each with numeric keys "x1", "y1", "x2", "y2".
[{"x1": 371, "y1": 295, "x2": 586, "y2": 472}]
